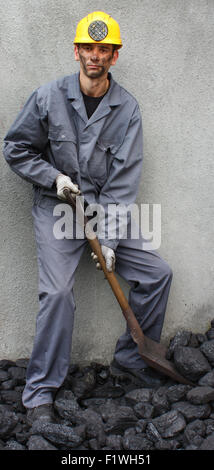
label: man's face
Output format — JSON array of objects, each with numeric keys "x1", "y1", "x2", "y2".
[{"x1": 74, "y1": 43, "x2": 119, "y2": 79}]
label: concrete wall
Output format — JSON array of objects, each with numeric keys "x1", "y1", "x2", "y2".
[{"x1": 1, "y1": 0, "x2": 214, "y2": 364}]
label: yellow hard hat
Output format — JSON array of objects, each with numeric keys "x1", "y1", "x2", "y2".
[{"x1": 74, "y1": 11, "x2": 122, "y2": 49}]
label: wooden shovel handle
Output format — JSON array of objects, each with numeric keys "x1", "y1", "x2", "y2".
[{"x1": 63, "y1": 189, "x2": 145, "y2": 345}]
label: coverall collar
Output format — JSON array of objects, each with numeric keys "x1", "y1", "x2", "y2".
[{"x1": 67, "y1": 72, "x2": 121, "y2": 127}]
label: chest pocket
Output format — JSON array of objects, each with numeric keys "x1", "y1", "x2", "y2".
[
  {"x1": 48, "y1": 127, "x2": 79, "y2": 177},
  {"x1": 87, "y1": 140, "x2": 113, "y2": 189}
]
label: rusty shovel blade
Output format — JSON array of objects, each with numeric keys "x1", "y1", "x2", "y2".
[{"x1": 136, "y1": 335, "x2": 194, "y2": 386}]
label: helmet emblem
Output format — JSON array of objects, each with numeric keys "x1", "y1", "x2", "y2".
[{"x1": 88, "y1": 20, "x2": 108, "y2": 41}]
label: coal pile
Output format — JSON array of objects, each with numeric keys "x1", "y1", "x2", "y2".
[{"x1": 1, "y1": 321, "x2": 214, "y2": 450}]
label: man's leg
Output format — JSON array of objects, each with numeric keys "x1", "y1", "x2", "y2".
[
  {"x1": 113, "y1": 236, "x2": 173, "y2": 370},
  {"x1": 22, "y1": 199, "x2": 87, "y2": 409}
]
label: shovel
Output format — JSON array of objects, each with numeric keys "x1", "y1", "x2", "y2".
[{"x1": 63, "y1": 189, "x2": 193, "y2": 386}]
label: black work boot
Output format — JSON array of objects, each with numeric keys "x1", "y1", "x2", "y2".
[
  {"x1": 110, "y1": 359, "x2": 165, "y2": 388},
  {"x1": 26, "y1": 403, "x2": 56, "y2": 426}
]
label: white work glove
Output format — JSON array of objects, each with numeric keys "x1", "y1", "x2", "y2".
[
  {"x1": 56, "y1": 174, "x2": 80, "y2": 200},
  {"x1": 91, "y1": 245, "x2": 116, "y2": 272}
]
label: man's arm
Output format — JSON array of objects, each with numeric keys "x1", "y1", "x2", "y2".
[
  {"x1": 3, "y1": 89, "x2": 61, "y2": 188},
  {"x1": 98, "y1": 103, "x2": 143, "y2": 251}
]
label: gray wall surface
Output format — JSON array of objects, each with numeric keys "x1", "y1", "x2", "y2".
[{"x1": 1, "y1": 0, "x2": 214, "y2": 364}]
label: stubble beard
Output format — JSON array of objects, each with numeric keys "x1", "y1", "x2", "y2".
[{"x1": 78, "y1": 52, "x2": 112, "y2": 79}]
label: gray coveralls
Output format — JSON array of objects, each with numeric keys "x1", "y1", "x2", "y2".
[{"x1": 3, "y1": 73, "x2": 172, "y2": 408}]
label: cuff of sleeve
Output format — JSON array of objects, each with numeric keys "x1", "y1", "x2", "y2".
[
  {"x1": 46, "y1": 168, "x2": 62, "y2": 188},
  {"x1": 98, "y1": 238, "x2": 119, "y2": 251}
]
